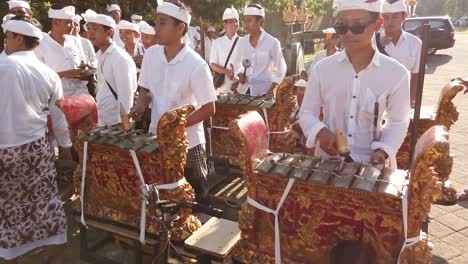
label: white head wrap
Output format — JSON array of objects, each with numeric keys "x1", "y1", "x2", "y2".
[
  {"x1": 223, "y1": 6, "x2": 239, "y2": 21},
  {"x1": 48, "y1": 6, "x2": 76, "y2": 20},
  {"x1": 243, "y1": 4, "x2": 265, "y2": 17},
  {"x1": 156, "y1": 0, "x2": 191, "y2": 25},
  {"x1": 82, "y1": 10, "x2": 116, "y2": 29},
  {"x1": 7, "y1": 0, "x2": 30, "y2": 10},
  {"x1": 207, "y1": 26, "x2": 216, "y2": 32},
  {"x1": 106, "y1": 4, "x2": 121, "y2": 13},
  {"x1": 382, "y1": 0, "x2": 407, "y2": 13},
  {"x1": 2, "y1": 19, "x2": 43, "y2": 40},
  {"x1": 334, "y1": 0, "x2": 383, "y2": 13},
  {"x1": 294, "y1": 79, "x2": 307, "y2": 87},
  {"x1": 139, "y1": 21, "x2": 156, "y2": 35},
  {"x1": 117, "y1": 20, "x2": 140, "y2": 32}
]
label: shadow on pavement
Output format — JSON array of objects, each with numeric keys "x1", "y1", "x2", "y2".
[
  {"x1": 432, "y1": 255, "x2": 449, "y2": 264},
  {"x1": 426, "y1": 54, "x2": 453, "y2": 74}
]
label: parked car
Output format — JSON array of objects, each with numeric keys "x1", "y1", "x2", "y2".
[{"x1": 403, "y1": 16, "x2": 456, "y2": 55}]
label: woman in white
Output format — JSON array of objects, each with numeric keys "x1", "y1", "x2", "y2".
[{"x1": 209, "y1": 6, "x2": 241, "y2": 94}]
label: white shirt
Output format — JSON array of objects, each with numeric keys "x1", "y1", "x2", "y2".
[
  {"x1": 96, "y1": 43, "x2": 138, "y2": 126},
  {"x1": 204, "y1": 36, "x2": 214, "y2": 62},
  {"x1": 0, "y1": 51, "x2": 71, "y2": 148},
  {"x1": 209, "y1": 34, "x2": 241, "y2": 94},
  {"x1": 234, "y1": 31, "x2": 287, "y2": 96},
  {"x1": 376, "y1": 31, "x2": 422, "y2": 73},
  {"x1": 35, "y1": 33, "x2": 89, "y2": 97},
  {"x1": 79, "y1": 36, "x2": 97, "y2": 68},
  {"x1": 299, "y1": 50, "x2": 410, "y2": 164},
  {"x1": 0, "y1": 50, "x2": 6, "y2": 59},
  {"x1": 125, "y1": 42, "x2": 145, "y2": 57},
  {"x1": 308, "y1": 49, "x2": 339, "y2": 75},
  {"x1": 113, "y1": 29, "x2": 125, "y2": 47},
  {"x1": 187, "y1": 27, "x2": 201, "y2": 49},
  {"x1": 138, "y1": 44, "x2": 217, "y2": 148}
]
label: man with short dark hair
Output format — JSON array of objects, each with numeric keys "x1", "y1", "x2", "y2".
[
  {"x1": 131, "y1": 0, "x2": 217, "y2": 200},
  {"x1": 107, "y1": 4, "x2": 124, "y2": 47},
  {"x1": 210, "y1": 6, "x2": 242, "y2": 94},
  {"x1": 0, "y1": 16, "x2": 70, "y2": 262},
  {"x1": 378, "y1": 0, "x2": 422, "y2": 106},
  {"x1": 71, "y1": 15, "x2": 97, "y2": 68},
  {"x1": 82, "y1": 10, "x2": 138, "y2": 127},
  {"x1": 6, "y1": 0, "x2": 32, "y2": 17},
  {"x1": 300, "y1": 0, "x2": 410, "y2": 167},
  {"x1": 234, "y1": 4, "x2": 287, "y2": 96},
  {"x1": 35, "y1": 5, "x2": 89, "y2": 97}
]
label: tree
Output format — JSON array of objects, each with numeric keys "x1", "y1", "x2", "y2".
[{"x1": 24, "y1": 0, "x2": 332, "y2": 27}]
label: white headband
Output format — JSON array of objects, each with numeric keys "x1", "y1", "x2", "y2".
[
  {"x1": 106, "y1": 4, "x2": 121, "y2": 13},
  {"x1": 139, "y1": 21, "x2": 156, "y2": 35},
  {"x1": 294, "y1": 79, "x2": 307, "y2": 87},
  {"x1": 82, "y1": 10, "x2": 116, "y2": 29},
  {"x1": 322, "y1": 28, "x2": 336, "y2": 34},
  {"x1": 117, "y1": 20, "x2": 140, "y2": 32},
  {"x1": 48, "y1": 6, "x2": 76, "y2": 20},
  {"x1": 131, "y1": 14, "x2": 143, "y2": 20},
  {"x1": 207, "y1": 26, "x2": 215, "y2": 32},
  {"x1": 157, "y1": 0, "x2": 191, "y2": 25},
  {"x1": 382, "y1": 0, "x2": 407, "y2": 13},
  {"x1": 2, "y1": 20, "x2": 43, "y2": 40},
  {"x1": 223, "y1": 6, "x2": 239, "y2": 21},
  {"x1": 334, "y1": 0, "x2": 383, "y2": 13},
  {"x1": 243, "y1": 5, "x2": 265, "y2": 17},
  {"x1": 72, "y1": 15, "x2": 82, "y2": 24},
  {"x1": 7, "y1": 0, "x2": 30, "y2": 10},
  {"x1": 3, "y1": 14, "x2": 15, "y2": 23}
]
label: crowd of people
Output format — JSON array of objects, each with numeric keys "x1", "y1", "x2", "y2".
[{"x1": 0, "y1": 0, "x2": 423, "y2": 262}]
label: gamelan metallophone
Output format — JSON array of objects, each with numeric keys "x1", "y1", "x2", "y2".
[
  {"x1": 229, "y1": 110, "x2": 450, "y2": 264},
  {"x1": 57, "y1": 94, "x2": 201, "y2": 242},
  {"x1": 209, "y1": 77, "x2": 299, "y2": 166}
]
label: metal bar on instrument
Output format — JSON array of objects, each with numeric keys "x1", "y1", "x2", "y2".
[
  {"x1": 408, "y1": 24, "x2": 430, "y2": 170},
  {"x1": 373, "y1": 100, "x2": 379, "y2": 142}
]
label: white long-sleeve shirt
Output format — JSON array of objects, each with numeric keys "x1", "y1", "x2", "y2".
[
  {"x1": 96, "y1": 43, "x2": 138, "y2": 126},
  {"x1": 234, "y1": 30, "x2": 287, "y2": 96},
  {"x1": 209, "y1": 34, "x2": 241, "y2": 94},
  {"x1": 0, "y1": 51, "x2": 72, "y2": 148},
  {"x1": 79, "y1": 36, "x2": 97, "y2": 68},
  {"x1": 35, "y1": 33, "x2": 89, "y2": 97},
  {"x1": 376, "y1": 31, "x2": 422, "y2": 74},
  {"x1": 113, "y1": 30, "x2": 125, "y2": 47},
  {"x1": 138, "y1": 44, "x2": 217, "y2": 148},
  {"x1": 299, "y1": 50, "x2": 410, "y2": 164}
]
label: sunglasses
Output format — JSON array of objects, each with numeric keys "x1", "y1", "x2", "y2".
[{"x1": 334, "y1": 21, "x2": 374, "y2": 35}]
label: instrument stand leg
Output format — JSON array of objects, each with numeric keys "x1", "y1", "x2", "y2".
[
  {"x1": 80, "y1": 224, "x2": 88, "y2": 254},
  {"x1": 134, "y1": 240, "x2": 142, "y2": 264}
]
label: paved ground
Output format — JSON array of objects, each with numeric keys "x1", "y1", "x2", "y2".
[
  {"x1": 2, "y1": 35, "x2": 468, "y2": 264},
  {"x1": 422, "y1": 34, "x2": 468, "y2": 264}
]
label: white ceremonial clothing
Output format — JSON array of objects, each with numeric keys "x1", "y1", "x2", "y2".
[
  {"x1": 138, "y1": 44, "x2": 217, "y2": 148},
  {"x1": 299, "y1": 50, "x2": 410, "y2": 165},
  {"x1": 35, "y1": 33, "x2": 89, "y2": 97},
  {"x1": 234, "y1": 30, "x2": 287, "y2": 96},
  {"x1": 0, "y1": 51, "x2": 71, "y2": 148},
  {"x1": 96, "y1": 42, "x2": 138, "y2": 126},
  {"x1": 209, "y1": 34, "x2": 241, "y2": 94}
]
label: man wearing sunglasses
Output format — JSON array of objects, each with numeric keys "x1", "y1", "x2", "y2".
[
  {"x1": 377, "y1": 0, "x2": 422, "y2": 107},
  {"x1": 300, "y1": 0, "x2": 410, "y2": 168}
]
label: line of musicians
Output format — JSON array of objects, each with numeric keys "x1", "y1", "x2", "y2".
[{"x1": 0, "y1": 0, "x2": 422, "y2": 262}]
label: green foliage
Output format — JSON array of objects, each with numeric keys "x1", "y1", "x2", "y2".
[{"x1": 26, "y1": 0, "x2": 332, "y2": 27}]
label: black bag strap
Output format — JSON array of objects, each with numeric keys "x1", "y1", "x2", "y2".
[
  {"x1": 100, "y1": 62, "x2": 118, "y2": 101},
  {"x1": 223, "y1": 36, "x2": 239, "y2": 68},
  {"x1": 375, "y1": 32, "x2": 390, "y2": 57}
]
